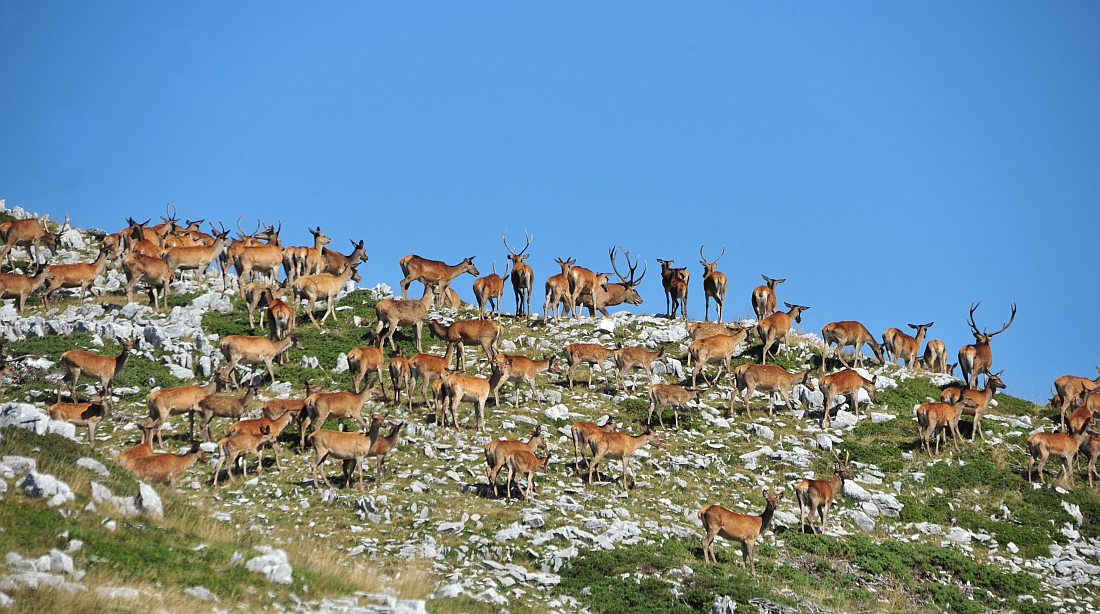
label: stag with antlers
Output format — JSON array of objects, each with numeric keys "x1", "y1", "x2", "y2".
[
  {"x1": 503, "y1": 230, "x2": 534, "y2": 319},
  {"x1": 699, "y1": 245, "x2": 727, "y2": 322},
  {"x1": 576, "y1": 246, "x2": 646, "y2": 316},
  {"x1": 959, "y1": 301, "x2": 1016, "y2": 388},
  {"x1": 0, "y1": 215, "x2": 68, "y2": 271}
]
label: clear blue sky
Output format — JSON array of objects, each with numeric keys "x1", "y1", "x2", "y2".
[{"x1": 1, "y1": 2, "x2": 1097, "y2": 401}]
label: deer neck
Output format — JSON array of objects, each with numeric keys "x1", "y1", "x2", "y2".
[
  {"x1": 759, "y1": 500, "x2": 777, "y2": 533},
  {"x1": 92, "y1": 250, "x2": 109, "y2": 274},
  {"x1": 274, "y1": 336, "x2": 294, "y2": 355},
  {"x1": 367, "y1": 418, "x2": 382, "y2": 446},
  {"x1": 115, "y1": 345, "x2": 132, "y2": 372},
  {"x1": 831, "y1": 471, "x2": 846, "y2": 494},
  {"x1": 444, "y1": 262, "x2": 468, "y2": 282}
]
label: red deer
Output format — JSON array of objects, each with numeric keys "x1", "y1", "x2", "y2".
[
  {"x1": 407, "y1": 352, "x2": 448, "y2": 410},
  {"x1": 751, "y1": 275, "x2": 785, "y2": 321},
  {"x1": 232, "y1": 221, "x2": 284, "y2": 292},
  {"x1": 1080, "y1": 433, "x2": 1100, "y2": 487},
  {"x1": 505, "y1": 450, "x2": 551, "y2": 502},
  {"x1": 227, "y1": 405, "x2": 298, "y2": 473},
  {"x1": 915, "y1": 397, "x2": 971, "y2": 456},
  {"x1": 388, "y1": 350, "x2": 411, "y2": 405},
  {"x1": 657, "y1": 259, "x2": 690, "y2": 318},
  {"x1": 484, "y1": 425, "x2": 548, "y2": 497},
  {"x1": 576, "y1": 247, "x2": 645, "y2": 317},
  {"x1": 587, "y1": 425, "x2": 661, "y2": 491},
  {"x1": 264, "y1": 287, "x2": 295, "y2": 344},
  {"x1": 212, "y1": 426, "x2": 276, "y2": 486},
  {"x1": 647, "y1": 383, "x2": 698, "y2": 430},
  {"x1": 819, "y1": 369, "x2": 876, "y2": 427},
  {"x1": 299, "y1": 385, "x2": 385, "y2": 447},
  {"x1": 563, "y1": 343, "x2": 614, "y2": 389},
  {"x1": 489, "y1": 354, "x2": 555, "y2": 408},
  {"x1": 758, "y1": 302, "x2": 810, "y2": 365},
  {"x1": 122, "y1": 251, "x2": 172, "y2": 310},
  {"x1": 688, "y1": 328, "x2": 748, "y2": 387},
  {"x1": 126, "y1": 443, "x2": 206, "y2": 487},
  {"x1": 42, "y1": 244, "x2": 110, "y2": 307},
  {"x1": 881, "y1": 322, "x2": 933, "y2": 369},
  {"x1": 940, "y1": 370, "x2": 1006, "y2": 441},
  {"x1": 294, "y1": 262, "x2": 360, "y2": 326},
  {"x1": 162, "y1": 223, "x2": 231, "y2": 282},
  {"x1": 699, "y1": 489, "x2": 780, "y2": 575},
  {"x1": 374, "y1": 286, "x2": 435, "y2": 352},
  {"x1": 347, "y1": 343, "x2": 386, "y2": 395},
  {"x1": 283, "y1": 226, "x2": 331, "y2": 283},
  {"x1": 0, "y1": 269, "x2": 49, "y2": 312},
  {"x1": 732, "y1": 364, "x2": 815, "y2": 417},
  {"x1": 1053, "y1": 368, "x2": 1100, "y2": 429},
  {"x1": 566, "y1": 260, "x2": 604, "y2": 318},
  {"x1": 48, "y1": 393, "x2": 107, "y2": 447},
  {"x1": 321, "y1": 239, "x2": 369, "y2": 275},
  {"x1": 1027, "y1": 427, "x2": 1092, "y2": 484},
  {"x1": 614, "y1": 345, "x2": 665, "y2": 391},
  {"x1": 699, "y1": 245, "x2": 728, "y2": 322},
  {"x1": 920, "y1": 339, "x2": 949, "y2": 374},
  {"x1": 260, "y1": 379, "x2": 323, "y2": 421},
  {"x1": 343, "y1": 420, "x2": 404, "y2": 486},
  {"x1": 308, "y1": 414, "x2": 384, "y2": 489},
  {"x1": 0, "y1": 215, "x2": 67, "y2": 269},
  {"x1": 144, "y1": 369, "x2": 227, "y2": 446},
  {"x1": 503, "y1": 230, "x2": 534, "y2": 318},
  {"x1": 958, "y1": 301, "x2": 1015, "y2": 388},
  {"x1": 58, "y1": 338, "x2": 134, "y2": 400},
  {"x1": 472, "y1": 262, "x2": 511, "y2": 320},
  {"x1": 570, "y1": 419, "x2": 616, "y2": 470},
  {"x1": 542, "y1": 258, "x2": 574, "y2": 323},
  {"x1": 820, "y1": 320, "x2": 884, "y2": 372},
  {"x1": 428, "y1": 319, "x2": 501, "y2": 369},
  {"x1": 399, "y1": 254, "x2": 479, "y2": 305},
  {"x1": 219, "y1": 334, "x2": 300, "y2": 387},
  {"x1": 197, "y1": 384, "x2": 257, "y2": 441},
  {"x1": 794, "y1": 450, "x2": 852, "y2": 534},
  {"x1": 439, "y1": 371, "x2": 491, "y2": 431}
]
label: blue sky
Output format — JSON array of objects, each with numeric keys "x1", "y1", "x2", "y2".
[{"x1": 1, "y1": 2, "x2": 1097, "y2": 400}]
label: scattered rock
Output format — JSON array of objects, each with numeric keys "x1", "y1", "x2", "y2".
[
  {"x1": 75, "y1": 458, "x2": 109, "y2": 477},
  {"x1": 245, "y1": 547, "x2": 292, "y2": 584}
]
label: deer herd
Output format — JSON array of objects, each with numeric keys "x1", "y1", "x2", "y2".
[{"x1": 6, "y1": 206, "x2": 1098, "y2": 578}]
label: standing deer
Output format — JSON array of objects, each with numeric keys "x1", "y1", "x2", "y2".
[
  {"x1": 921, "y1": 339, "x2": 949, "y2": 374},
  {"x1": 374, "y1": 286, "x2": 435, "y2": 352},
  {"x1": 399, "y1": 254, "x2": 479, "y2": 305},
  {"x1": 309, "y1": 413, "x2": 384, "y2": 489},
  {"x1": 264, "y1": 287, "x2": 295, "y2": 344},
  {"x1": 388, "y1": 350, "x2": 411, "y2": 405},
  {"x1": 820, "y1": 320, "x2": 885, "y2": 373},
  {"x1": 321, "y1": 239, "x2": 368, "y2": 275},
  {"x1": 1053, "y1": 368, "x2": 1100, "y2": 429},
  {"x1": 197, "y1": 384, "x2": 258, "y2": 441},
  {"x1": 570, "y1": 418, "x2": 616, "y2": 470},
  {"x1": 819, "y1": 369, "x2": 877, "y2": 427},
  {"x1": 751, "y1": 275, "x2": 786, "y2": 321},
  {"x1": 657, "y1": 259, "x2": 690, "y2": 318},
  {"x1": 472, "y1": 262, "x2": 511, "y2": 320},
  {"x1": 504, "y1": 450, "x2": 551, "y2": 503},
  {"x1": 958, "y1": 301, "x2": 1016, "y2": 388},
  {"x1": 647, "y1": 383, "x2": 698, "y2": 430},
  {"x1": 428, "y1": 319, "x2": 501, "y2": 369},
  {"x1": 211, "y1": 425, "x2": 276, "y2": 486},
  {"x1": 587, "y1": 425, "x2": 661, "y2": 492},
  {"x1": 794, "y1": 450, "x2": 852, "y2": 534},
  {"x1": 407, "y1": 352, "x2": 448, "y2": 411},
  {"x1": 48, "y1": 393, "x2": 107, "y2": 447},
  {"x1": 57, "y1": 338, "x2": 134, "y2": 400},
  {"x1": 0, "y1": 215, "x2": 68, "y2": 270},
  {"x1": 161, "y1": 223, "x2": 231, "y2": 282},
  {"x1": 294, "y1": 262, "x2": 360, "y2": 326},
  {"x1": 699, "y1": 245, "x2": 728, "y2": 322},
  {"x1": 42, "y1": 244, "x2": 111, "y2": 307},
  {"x1": 489, "y1": 354, "x2": 556, "y2": 407},
  {"x1": 667, "y1": 268, "x2": 689, "y2": 321},
  {"x1": 219, "y1": 334, "x2": 301, "y2": 386},
  {"x1": 699, "y1": 489, "x2": 781, "y2": 575},
  {"x1": 347, "y1": 343, "x2": 386, "y2": 395},
  {"x1": 1027, "y1": 427, "x2": 1092, "y2": 484},
  {"x1": 881, "y1": 322, "x2": 933, "y2": 369},
  {"x1": 613, "y1": 345, "x2": 665, "y2": 391},
  {"x1": 732, "y1": 364, "x2": 815, "y2": 417},
  {"x1": 758, "y1": 302, "x2": 810, "y2": 365},
  {"x1": 122, "y1": 251, "x2": 172, "y2": 310},
  {"x1": 563, "y1": 343, "x2": 614, "y2": 389},
  {"x1": 503, "y1": 230, "x2": 533, "y2": 318},
  {"x1": 915, "y1": 397, "x2": 971, "y2": 456},
  {"x1": 940, "y1": 370, "x2": 1006, "y2": 441},
  {"x1": 439, "y1": 371, "x2": 491, "y2": 431},
  {"x1": 566, "y1": 260, "x2": 603, "y2": 318},
  {"x1": 484, "y1": 425, "x2": 548, "y2": 497},
  {"x1": 144, "y1": 369, "x2": 227, "y2": 446},
  {"x1": 0, "y1": 269, "x2": 49, "y2": 312},
  {"x1": 1080, "y1": 432, "x2": 1100, "y2": 487},
  {"x1": 283, "y1": 226, "x2": 331, "y2": 283},
  {"x1": 233, "y1": 220, "x2": 284, "y2": 292},
  {"x1": 543, "y1": 258, "x2": 574, "y2": 323},
  {"x1": 299, "y1": 385, "x2": 386, "y2": 447},
  {"x1": 688, "y1": 328, "x2": 748, "y2": 387}
]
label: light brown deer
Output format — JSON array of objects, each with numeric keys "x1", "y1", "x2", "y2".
[
  {"x1": 570, "y1": 418, "x2": 616, "y2": 470},
  {"x1": 940, "y1": 370, "x2": 1006, "y2": 441},
  {"x1": 243, "y1": 282, "x2": 274, "y2": 331},
  {"x1": 0, "y1": 215, "x2": 67, "y2": 269},
  {"x1": 505, "y1": 450, "x2": 551, "y2": 502},
  {"x1": 162, "y1": 223, "x2": 231, "y2": 282},
  {"x1": 228, "y1": 405, "x2": 297, "y2": 473},
  {"x1": 959, "y1": 301, "x2": 1016, "y2": 388},
  {"x1": 113, "y1": 426, "x2": 156, "y2": 471},
  {"x1": 1081, "y1": 433, "x2": 1100, "y2": 487},
  {"x1": 212, "y1": 425, "x2": 276, "y2": 486},
  {"x1": 407, "y1": 352, "x2": 448, "y2": 410},
  {"x1": 576, "y1": 247, "x2": 645, "y2": 317},
  {"x1": 399, "y1": 254, "x2": 479, "y2": 304},
  {"x1": 882, "y1": 322, "x2": 933, "y2": 369},
  {"x1": 264, "y1": 287, "x2": 295, "y2": 343},
  {"x1": 1053, "y1": 368, "x2": 1100, "y2": 429},
  {"x1": 439, "y1": 371, "x2": 491, "y2": 431},
  {"x1": 219, "y1": 334, "x2": 300, "y2": 386},
  {"x1": 342, "y1": 420, "x2": 404, "y2": 486},
  {"x1": 42, "y1": 244, "x2": 110, "y2": 307},
  {"x1": 122, "y1": 252, "x2": 171, "y2": 310},
  {"x1": 233, "y1": 222, "x2": 284, "y2": 291},
  {"x1": 921, "y1": 339, "x2": 949, "y2": 374},
  {"x1": 294, "y1": 262, "x2": 360, "y2": 326},
  {"x1": 758, "y1": 302, "x2": 810, "y2": 365},
  {"x1": 472, "y1": 261, "x2": 511, "y2": 320},
  {"x1": 1066, "y1": 405, "x2": 1095, "y2": 436},
  {"x1": 820, "y1": 320, "x2": 885, "y2": 373},
  {"x1": 699, "y1": 489, "x2": 781, "y2": 575},
  {"x1": 587, "y1": 425, "x2": 661, "y2": 491},
  {"x1": 751, "y1": 275, "x2": 785, "y2": 321},
  {"x1": 374, "y1": 286, "x2": 435, "y2": 352},
  {"x1": 566, "y1": 260, "x2": 604, "y2": 318},
  {"x1": 197, "y1": 384, "x2": 257, "y2": 441},
  {"x1": 347, "y1": 343, "x2": 386, "y2": 395},
  {"x1": 428, "y1": 318, "x2": 501, "y2": 369},
  {"x1": 1027, "y1": 426, "x2": 1092, "y2": 484},
  {"x1": 647, "y1": 383, "x2": 698, "y2": 430},
  {"x1": 58, "y1": 338, "x2": 134, "y2": 400},
  {"x1": 126, "y1": 443, "x2": 206, "y2": 487},
  {"x1": 614, "y1": 345, "x2": 665, "y2": 390},
  {"x1": 283, "y1": 226, "x2": 331, "y2": 283},
  {"x1": 916, "y1": 397, "x2": 971, "y2": 456},
  {"x1": 260, "y1": 379, "x2": 323, "y2": 421},
  {"x1": 794, "y1": 450, "x2": 852, "y2": 534},
  {"x1": 489, "y1": 354, "x2": 555, "y2": 407},
  {"x1": 657, "y1": 259, "x2": 690, "y2": 318},
  {"x1": 321, "y1": 239, "x2": 368, "y2": 275},
  {"x1": 503, "y1": 230, "x2": 534, "y2": 318},
  {"x1": 308, "y1": 414, "x2": 384, "y2": 489},
  {"x1": 699, "y1": 245, "x2": 728, "y2": 322},
  {"x1": 688, "y1": 328, "x2": 748, "y2": 387},
  {"x1": 388, "y1": 350, "x2": 411, "y2": 405},
  {"x1": 688, "y1": 322, "x2": 746, "y2": 345},
  {"x1": 48, "y1": 393, "x2": 107, "y2": 447},
  {"x1": 299, "y1": 384, "x2": 385, "y2": 447},
  {"x1": 732, "y1": 364, "x2": 815, "y2": 417},
  {"x1": 563, "y1": 343, "x2": 614, "y2": 389},
  {"x1": 819, "y1": 368, "x2": 877, "y2": 427},
  {"x1": 542, "y1": 258, "x2": 574, "y2": 323},
  {"x1": 144, "y1": 369, "x2": 226, "y2": 446},
  {"x1": 0, "y1": 269, "x2": 49, "y2": 312},
  {"x1": 484, "y1": 425, "x2": 548, "y2": 497}
]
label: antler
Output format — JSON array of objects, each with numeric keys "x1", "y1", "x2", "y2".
[
  {"x1": 503, "y1": 228, "x2": 533, "y2": 257},
  {"x1": 699, "y1": 244, "x2": 724, "y2": 264},
  {"x1": 966, "y1": 300, "x2": 982, "y2": 335},
  {"x1": 986, "y1": 302, "x2": 1016, "y2": 337},
  {"x1": 610, "y1": 246, "x2": 644, "y2": 285}
]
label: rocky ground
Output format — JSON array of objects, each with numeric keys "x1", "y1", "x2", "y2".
[{"x1": 0, "y1": 203, "x2": 1097, "y2": 613}]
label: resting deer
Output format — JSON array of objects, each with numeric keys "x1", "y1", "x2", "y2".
[
  {"x1": 429, "y1": 319, "x2": 501, "y2": 369},
  {"x1": 489, "y1": 354, "x2": 555, "y2": 407},
  {"x1": 374, "y1": 285, "x2": 435, "y2": 352},
  {"x1": 113, "y1": 426, "x2": 157, "y2": 472},
  {"x1": 699, "y1": 489, "x2": 780, "y2": 575},
  {"x1": 587, "y1": 425, "x2": 661, "y2": 491},
  {"x1": 732, "y1": 364, "x2": 815, "y2": 417},
  {"x1": 820, "y1": 320, "x2": 884, "y2": 373},
  {"x1": 940, "y1": 370, "x2": 1006, "y2": 441},
  {"x1": 614, "y1": 345, "x2": 665, "y2": 391},
  {"x1": 794, "y1": 450, "x2": 852, "y2": 534},
  {"x1": 688, "y1": 328, "x2": 748, "y2": 387},
  {"x1": 503, "y1": 230, "x2": 534, "y2": 318},
  {"x1": 570, "y1": 419, "x2": 616, "y2": 470},
  {"x1": 758, "y1": 302, "x2": 810, "y2": 365},
  {"x1": 294, "y1": 262, "x2": 360, "y2": 326},
  {"x1": 321, "y1": 239, "x2": 368, "y2": 275},
  {"x1": 472, "y1": 261, "x2": 511, "y2": 320},
  {"x1": 563, "y1": 343, "x2": 614, "y2": 389},
  {"x1": 484, "y1": 425, "x2": 548, "y2": 497},
  {"x1": 219, "y1": 334, "x2": 300, "y2": 387},
  {"x1": 399, "y1": 254, "x2": 478, "y2": 305},
  {"x1": 1027, "y1": 425, "x2": 1092, "y2": 484},
  {"x1": 58, "y1": 338, "x2": 134, "y2": 400},
  {"x1": 699, "y1": 245, "x2": 727, "y2": 322},
  {"x1": 959, "y1": 301, "x2": 1015, "y2": 388},
  {"x1": 657, "y1": 259, "x2": 690, "y2": 318},
  {"x1": 882, "y1": 322, "x2": 933, "y2": 369},
  {"x1": 48, "y1": 393, "x2": 107, "y2": 447},
  {"x1": 819, "y1": 369, "x2": 877, "y2": 427},
  {"x1": 42, "y1": 244, "x2": 110, "y2": 307},
  {"x1": 126, "y1": 443, "x2": 206, "y2": 487},
  {"x1": 212, "y1": 425, "x2": 276, "y2": 486},
  {"x1": 576, "y1": 247, "x2": 645, "y2": 317},
  {"x1": 751, "y1": 275, "x2": 785, "y2": 320},
  {"x1": 647, "y1": 383, "x2": 698, "y2": 430}
]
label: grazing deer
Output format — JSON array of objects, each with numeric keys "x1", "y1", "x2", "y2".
[
  {"x1": 1027, "y1": 426, "x2": 1092, "y2": 484},
  {"x1": 347, "y1": 343, "x2": 386, "y2": 395},
  {"x1": 915, "y1": 397, "x2": 971, "y2": 456},
  {"x1": 505, "y1": 450, "x2": 551, "y2": 502},
  {"x1": 503, "y1": 230, "x2": 534, "y2": 318},
  {"x1": 162, "y1": 223, "x2": 231, "y2": 282},
  {"x1": 688, "y1": 328, "x2": 748, "y2": 387},
  {"x1": 299, "y1": 384, "x2": 385, "y2": 448},
  {"x1": 758, "y1": 302, "x2": 810, "y2": 365},
  {"x1": 212, "y1": 425, "x2": 276, "y2": 486},
  {"x1": 819, "y1": 368, "x2": 877, "y2": 427},
  {"x1": 699, "y1": 245, "x2": 728, "y2": 322},
  {"x1": 647, "y1": 383, "x2": 698, "y2": 430},
  {"x1": 48, "y1": 393, "x2": 107, "y2": 447},
  {"x1": 197, "y1": 384, "x2": 257, "y2": 441},
  {"x1": 243, "y1": 282, "x2": 274, "y2": 331},
  {"x1": 428, "y1": 318, "x2": 501, "y2": 369},
  {"x1": 489, "y1": 354, "x2": 555, "y2": 407},
  {"x1": 294, "y1": 262, "x2": 360, "y2": 326},
  {"x1": 399, "y1": 254, "x2": 479, "y2": 305},
  {"x1": 219, "y1": 334, "x2": 300, "y2": 387},
  {"x1": 283, "y1": 226, "x2": 331, "y2": 283},
  {"x1": 881, "y1": 322, "x2": 933, "y2": 369},
  {"x1": 570, "y1": 419, "x2": 616, "y2": 470},
  {"x1": 751, "y1": 275, "x2": 785, "y2": 321},
  {"x1": 794, "y1": 450, "x2": 852, "y2": 534},
  {"x1": 699, "y1": 489, "x2": 781, "y2": 575},
  {"x1": 374, "y1": 285, "x2": 435, "y2": 352},
  {"x1": 58, "y1": 338, "x2": 134, "y2": 400},
  {"x1": 733, "y1": 364, "x2": 815, "y2": 417},
  {"x1": 484, "y1": 425, "x2": 548, "y2": 497},
  {"x1": 657, "y1": 259, "x2": 690, "y2": 318},
  {"x1": 542, "y1": 258, "x2": 574, "y2": 323},
  {"x1": 472, "y1": 261, "x2": 511, "y2": 320},
  {"x1": 959, "y1": 301, "x2": 1016, "y2": 388},
  {"x1": 126, "y1": 443, "x2": 206, "y2": 487},
  {"x1": 820, "y1": 320, "x2": 885, "y2": 372},
  {"x1": 113, "y1": 427, "x2": 157, "y2": 471},
  {"x1": 439, "y1": 371, "x2": 491, "y2": 431},
  {"x1": 0, "y1": 215, "x2": 67, "y2": 269},
  {"x1": 407, "y1": 352, "x2": 448, "y2": 410},
  {"x1": 1053, "y1": 368, "x2": 1100, "y2": 429},
  {"x1": 940, "y1": 370, "x2": 1006, "y2": 441},
  {"x1": 42, "y1": 244, "x2": 110, "y2": 307},
  {"x1": 144, "y1": 369, "x2": 226, "y2": 447},
  {"x1": 688, "y1": 322, "x2": 747, "y2": 346},
  {"x1": 563, "y1": 343, "x2": 614, "y2": 389},
  {"x1": 264, "y1": 287, "x2": 295, "y2": 343},
  {"x1": 614, "y1": 345, "x2": 665, "y2": 391},
  {"x1": 322, "y1": 239, "x2": 368, "y2": 275},
  {"x1": 388, "y1": 350, "x2": 411, "y2": 405},
  {"x1": 122, "y1": 252, "x2": 171, "y2": 310},
  {"x1": 921, "y1": 339, "x2": 949, "y2": 374},
  {"x1": 0, "y1": 269, "x2": 50, "y2": 312},
  {"x1": 587, "y1": 425, "x2": 661, "y2": 491}
]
